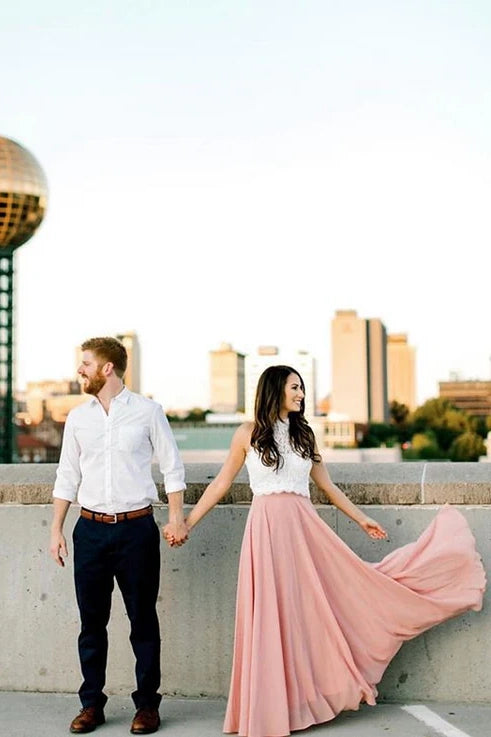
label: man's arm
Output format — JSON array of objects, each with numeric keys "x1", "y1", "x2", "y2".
[
  {"x1": 166, "y1": 490, "x2": 187, "y2": 547},
  {"x1": 50, "y1": 413, "x2": 82, "y2": 566},
  {"x1": 52, "y1": 413, "x2": 82, "y2": 502},
  {"x1": 150, "y1": 405, "x2": 187, "y2": 544},
  {"x1": 50, "y1": 498, "x2": 71, "y2": 567}
]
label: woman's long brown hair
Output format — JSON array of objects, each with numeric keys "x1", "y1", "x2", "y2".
[{"x1": 250, "y1": 365, "x2": 321, "y2": 470}]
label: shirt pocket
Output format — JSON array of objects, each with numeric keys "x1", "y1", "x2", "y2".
[{"x1": 117, "y1": 425, "x2": 146, "y2": 452}]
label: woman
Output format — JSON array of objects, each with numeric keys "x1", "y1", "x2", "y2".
[{"x1": 164, "y1": 365, "x2": 485, "y2": 737}]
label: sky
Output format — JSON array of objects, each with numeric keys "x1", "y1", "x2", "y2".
[{"x1": 2, "y1": 0, "x2": 491, "y2": 409}]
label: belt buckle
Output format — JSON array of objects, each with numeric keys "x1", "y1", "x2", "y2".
[{"x1": 109, "y1": 513, "x2": 118, "y2": 524}]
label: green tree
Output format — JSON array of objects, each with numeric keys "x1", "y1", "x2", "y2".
[
  {"x1": 470, "y1": 416, "x2": 489, "y2": 439},
  {"x1": 389, "y1": 400, "x2": 413, "y2": 444},
  {"x1": 448, "y1": 432, "x2": 486, "y2": 462},
  {"x1": 357, "y1": 431, "x2": 379, "y2": 448},
  {"x1": 411, "y1": 398, "x2": 469, "y2": 452},
  {"x1": 358, "y1": 422, "x2": 397, "y2": 448},
  {"x1": 370, "y1": 422, "x2": 397, "y2": 446},
  {"x1": 184, "y1": 407, "x2": 210, "y2": 422},
  {"x1": 410, "y1": 431, "x2": 444, "y2": 459},
  {"x1": 389, "y1": 400, "x2": 410, "y2": 425}
]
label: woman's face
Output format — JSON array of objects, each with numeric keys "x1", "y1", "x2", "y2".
[{"x1": 281, "y1": 373, "x2": 304, "y2": 414}]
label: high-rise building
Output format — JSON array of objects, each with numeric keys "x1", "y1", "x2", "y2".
[
  {"x1": 387, "y1": 333, "x2": 416, "y2": 410},
  {"x1": 367, "y1": 318, "x2": 388, "y2": 421},
  {"x1": 245, "y1": 347, "x2": 316, "y2": 420},
  {"x1": 209, "y1": 342, "x2": 245, "y2": 413},
  {"x1": 115, "y1": 332, "x2": 141, "y2": 392},
  {"x1": 331, "y1": 310, "x2": 388, "y2": 423},
  {"x1": 439, "y1": 380, "x2": 491, "y2": 416}
]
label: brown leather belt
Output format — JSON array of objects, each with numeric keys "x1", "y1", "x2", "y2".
[{"x1": 80, "y1": 505, "x2": 153, "y2": 524}]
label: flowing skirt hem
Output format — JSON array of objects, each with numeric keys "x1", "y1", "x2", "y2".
[{"x1": 223, "y1": 495, "x2": 485, "y2": 737}]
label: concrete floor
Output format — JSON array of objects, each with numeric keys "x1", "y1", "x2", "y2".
[{"x1": 1, "y1": 692, "x2": 490, "y2": 737}]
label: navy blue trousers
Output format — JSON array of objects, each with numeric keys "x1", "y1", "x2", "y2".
[{"x1": 73, "y1": 514, "x2": 161, "y2": 710}]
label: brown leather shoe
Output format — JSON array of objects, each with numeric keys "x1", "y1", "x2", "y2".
[
  {"x1": 130, "y1": 707, "x2": 160, "y2": 734},
  {"x1": 70, "y1": 706, "x2": 105, "y2": 733}
]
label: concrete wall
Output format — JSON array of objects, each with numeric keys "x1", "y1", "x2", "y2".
[{"x1": 1, "y1": 463, "x2": 490, "y2": 703}]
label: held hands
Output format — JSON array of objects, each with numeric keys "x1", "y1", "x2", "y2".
[
  {"x1": 162, "y1": 520, "x2": 190, "y2": 548},
  {"x1": 358, "y1": 516, "x2": 388, "y2": 540}
]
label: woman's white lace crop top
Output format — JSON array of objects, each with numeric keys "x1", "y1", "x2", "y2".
[{"x1": 245, "y1": 419, "x2": 312, "y2": 497}]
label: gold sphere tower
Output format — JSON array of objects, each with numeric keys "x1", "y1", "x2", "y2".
[{"x1": 0, "y1": 136, "x2": 48, "y2": 462}]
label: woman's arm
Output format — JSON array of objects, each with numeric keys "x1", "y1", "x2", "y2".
[
  {"x1": 310, "y1": 453, "x2": 387, "y2": 540},
  {"x1": 163, "y1": 423, "x2": 252, "y2": 543}
]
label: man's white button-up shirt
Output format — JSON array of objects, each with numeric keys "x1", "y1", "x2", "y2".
[{"x1": 53, "y1": 387, "x2": 186, "y2": 512}]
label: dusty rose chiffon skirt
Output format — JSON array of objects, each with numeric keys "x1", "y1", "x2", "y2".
[{"x1": 223, "y1": 494, "x2": 485, "y2": 737}]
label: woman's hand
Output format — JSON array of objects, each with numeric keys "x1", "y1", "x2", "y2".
[
  {"x1": 162, "y1": 520, "x2": 189, "y2": 547},
  {"x1": 358, "y1": 516, "x2": 388, "y2": 540}
]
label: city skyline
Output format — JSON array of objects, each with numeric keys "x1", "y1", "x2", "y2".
[
  {"x1": 13, "y1": 323, "x2": 487, "y2": 414},
  {"x1": 3, "y1": 1, "x2": 491, "y2": 409}
]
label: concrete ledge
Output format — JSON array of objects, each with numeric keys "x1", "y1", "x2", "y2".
[
  {"x1": 1, "y1": 462, "x2": 491, "y2": 504},
  {"x1": 1, "y1": 500, "x2": 489, "y2": 702}
]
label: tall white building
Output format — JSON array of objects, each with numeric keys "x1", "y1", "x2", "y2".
[
  {"x1": 209, "y1": 342, "x2": 245, "y2": 413},
  {"x1": 331, "y1": 310, "x2": 388, "y2": 423},
  {"x1": 387, "y1": 333, "x2": 416, "y2": 410},
  {"x1": 115, "y1": 332, "x2": 141, "y2": 393},
  {"x1": 245, "y1": 347, "x2": 316, "y2": 420}
]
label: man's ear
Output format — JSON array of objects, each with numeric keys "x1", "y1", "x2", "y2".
[{"x1": 102, "y1": 361, "x2": 114, "y2": 376}]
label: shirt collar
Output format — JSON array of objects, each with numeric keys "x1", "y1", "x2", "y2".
[
  {"x1": 114, "y1": 386, "x2": 131, "y2": 404},
  {"x1": 89, "y1": 386, "x2": 130, "y2": 406}
]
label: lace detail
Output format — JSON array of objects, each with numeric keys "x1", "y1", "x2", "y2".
[
  {"x1": 273, "y1": 418, "x2": 291, "y2": 458},
  {"x1": 246, "y1": 418, "x2": 312, "y2": 498}
]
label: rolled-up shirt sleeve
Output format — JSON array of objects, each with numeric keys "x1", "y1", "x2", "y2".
[
  {"x1": 53, "y1": 413, "x2": 82, "y2": 502},
  {"x1": 150, "y1": 405, "x2": 186, "y2": 494}
]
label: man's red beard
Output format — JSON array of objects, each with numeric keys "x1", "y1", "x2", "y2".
[{"x1": 81, "y1": 369, "x2": 106, "y2": 395}]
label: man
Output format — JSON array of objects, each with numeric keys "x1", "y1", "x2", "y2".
[{"x1": 49, "y1": 337, "x2": 188, "y2": 734}]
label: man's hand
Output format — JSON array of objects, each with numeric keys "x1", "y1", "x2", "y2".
[
  {"x1": 50, "y1": 530, "x2": 68, "y2": 567},
  {"x1": 162, "y1": 520, "x2": 189, "y2": 548}
]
